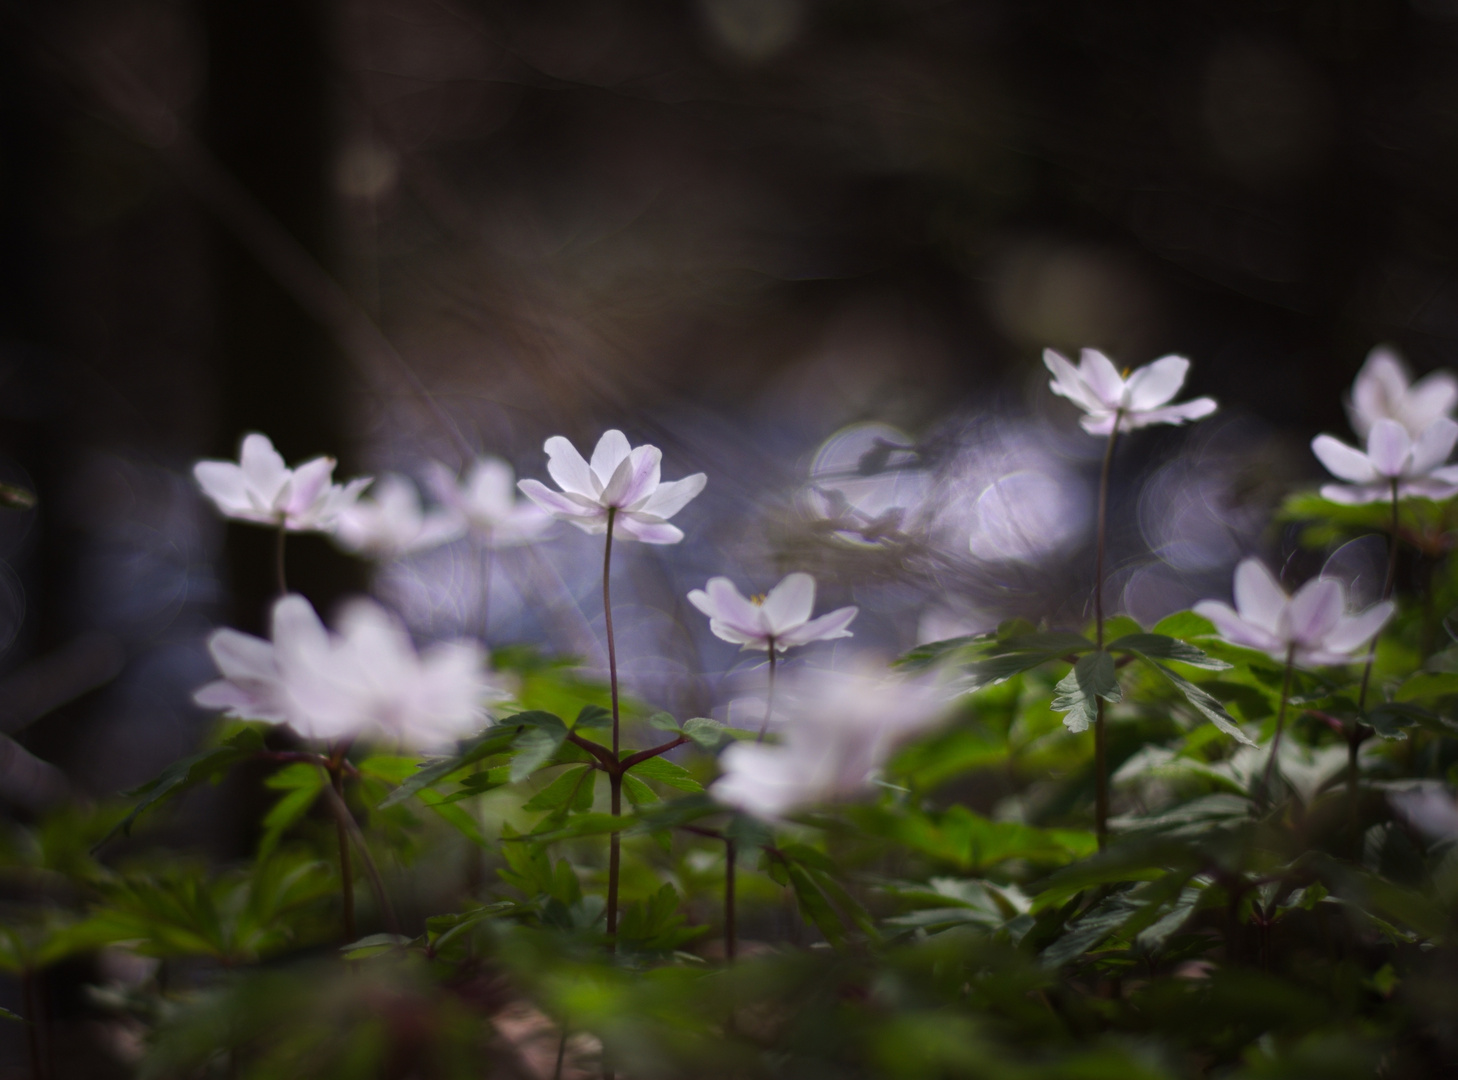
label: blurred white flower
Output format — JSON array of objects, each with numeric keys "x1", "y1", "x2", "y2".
[
  {"x1": 194, "y1": 433, "x2": 370, "y2": 532},
  {"x1": 1347, "y1": 345, "x2": 1458, "y2": 440},
  {"x1": 687, "y1": 572, "x2": 857, "y2": 653},
  {"x1": 1389, "y1": 785, "x2": 1458, "y2": 842},
  {"x1": 332, "y1": 474, "x2": 465, "y2": 558},
  {"x1": 517, "y1": 429, "x2": 706, "y2": 544},
  {"x1": 711, "y1": 661, "x2": 949, "y2": 819},
  {"x1": 1312, "y1": 417, "x2": 1458, "y2": 504},
  {"x1": 1043, "y1": 349, "x2": 1217, "y2": 436},
  {"x1": 424, "y1": 457, "x2": 552, "y2": 547},
  {"x1": 1193, "y1": 558, "x2": 1394, "y2": 667},
  {"x1": 195, "y1": 594, "x2": 499, "y2": 747}
]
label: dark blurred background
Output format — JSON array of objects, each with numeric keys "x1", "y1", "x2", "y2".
[{"x1": 0, "y1": 0, "x2": 1455, "y2": 810}]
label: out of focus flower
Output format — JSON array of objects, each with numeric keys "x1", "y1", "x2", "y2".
[
  {"x1": 195, "y1": 594, "x2": 498, "y2": 747},
  {"x1": 1043, "y1": 349, "x2": 1217, "y2": 436},
  {"x1": 194, "y1": 433, "x2": 370, "y2": 532},
  {"x1": 1311, "y1": 418, "x2": 1458, "y2": 504},
  {"x1": 332, "y1": 475, "x2": 464, "y2": 558},
  {"x1": 424, "y1": 457, "x2": 552, "y2": 547},
  {"x1": 517, "y1": 430, "x2": 706, "y2": 544},
  {"x1": 1347, "y1": 346, "x2": 1458, "y2": 440},
  {"x1": 1193, "y1": 558, "x2": 1394, "y2": 667},
  {"x1": 711, "y1": 661, "x2": 949, "y2": 818},
  {"x1": 688, "y1": 572, "x2": 857, "y2": 653},
  {"x1": 1389, "y1": 786, "x2": 1458, "y2": 842}
]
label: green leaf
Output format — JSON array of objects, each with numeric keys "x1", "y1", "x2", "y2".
[
  {"x1": 1144, "y1": 660, "x2": 1256, "y2": 746},
  {"x1": 516, "y1": 812, "x2": 633, "y2": 843},
  {"x1": 621, "y1": 774, "x2": 659, "y2": 806},
  {"x1": 894, "y1": 634, "x2": 986, "y2": 670},
  {"x1": 786, "y1": 863, "x2": 846, "y2": 948},
  {"x1": 625, "y1": 755, "x2": 704, "y2": 793},
  {"x1": 573, "y1": 705, "x2": 612, "y2": 731},
  {"x1": 1108, "y1": 633, "x2": 1230, "y2": 670},
  {"x1": 0, "y1": 1006, "x2": 19, "y2": 1022},
  {"x1": 1051, "y1": 651, "x2": 1121, "y2": 732},
  {"x1": 377, "y1": 727, "x2": 520, "y2": 809},
  {"x1": 682, "y1": 717, "x2": 726, "y2": 750},
  {"x1": 340, "y1": 933, "x2": 413, "y2": 960},
  {"x1": 257, "y1": 764, "x2": 325, "y2": 861},
  {"x1": 511, "y1": 726, "x2": 569, "y2": 783},
  {"x1": 521, "y1": 766, "x2": 597, "y2": 813},
  {"x1": 1152, "y1": 611, "x2": 1217, "y2": 639},
  {"x1": 647, "y1": 711, "x2": 681, "y2": 732},
  {"x1": 103, "y1": 727, "x2": 266, "y2": 844}
]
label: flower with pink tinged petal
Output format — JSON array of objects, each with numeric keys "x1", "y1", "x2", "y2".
[
  {"x1": 423, "y1": 457, "x2": 552, "y2": 548},
  {"x1": 1311, "y1": 417, "x2": 1458, "y2": 505},
  {"x1": 332, "y1": 474, "x2": 465, "y2": 558},
  {"x1": 1043, "y1": 349, "x2": 1217, "y2": 436},
  {"x1": 516, "y1": 430, "x2": 706, "y2": 544},
  {"x1": 687, "y1": 572, "x2": 857, "y2": 654},
  {"x1": 194, "y1": 433, "x2": 371, "y2": 532},
  {"x1": 195, "y1": 594, "x2": 501, "y2": 748},
  {"x1": 1193, "y1": 558, "x2": 1394, "y2": 668},
  {"x1": 711, "y1": 659, "x2": 950, "y2": 820},
  {"x1": 1347, "y1": 345, "x2": 1458, "y2": 440}
]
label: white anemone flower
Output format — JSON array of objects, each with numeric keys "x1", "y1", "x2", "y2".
[
  {"x1": 195, "y1": 594, "x2": 499, "y2": 748},
  {"x1": 687, "y1": 572, "x2": 857, "y2": 654},
  {"x1": 711, "y1": 660, "x2": 949, "y2": 819},
  {"x1": 517, "y1": 429, "x2": 707, "y2": 544},
  {"x1": 332, "y1": 474, "x2": 465, "y2": 558},
  {"x1": 1193, "y1": 558, "x2": 1394, "y2": 668},
  {"x1": 1043, "y1": 349, "x2": 1217, "y2": 436},
  {"x1": 424, "y1": 457, "x2": 552, "y2": 548},
  {"x1": 194, "y1": 433, "x2": 371, "y2": 532},
  {"x1": 1311, "y1": 417, "x2": 1458, "y2": 505},
  {"x1": 1347, "y1": 346, "x2": 1458, "y2": 440}
]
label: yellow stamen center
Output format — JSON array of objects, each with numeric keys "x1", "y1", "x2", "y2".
[{"x1": 750, "y1": 593, "x2": 766, "y2": 606}]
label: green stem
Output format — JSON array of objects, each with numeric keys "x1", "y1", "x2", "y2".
[
  {"x1": 1349, "y1": 480, "x2": 1402, "y2": 840},
  {"x1": 603, "y1": 509, "x2": 621, "y2": 945},
  {"x1": 1261, "y1": 647, "x2": 1296, "y2": 802},
  {"x1": 1092, "y1": 414, "x2": 1122, "y2": 849}
]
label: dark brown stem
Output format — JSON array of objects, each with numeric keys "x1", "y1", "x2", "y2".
[
  {"x1": 1261, "y1": 647, "x2": 1296, "y2": 801},
  {"x1": 758, "y1": 646, "x2": 777, "y2": 743},
  {"x1": 566, "y1": 731, "x2": 619, "y2": 771},
  {"x1": 553, "y1": 1027, "x2": 568, "y2": 1080},
  {"x1": 1092, "y1": 415, "x2": 1121, "y2": 850},
  {"x1": 607, "y1": 774, "x2": 622, "y2": 946},
  {"x1": 275, "y1": 523, "x2": 288, "y2": 597},
  {"x1": 725, "y1": 838, "x2": 738, "y2": 963},
  {"x1": 322, "y1": 764, "x2": 401, "y2": 938},
  {"x1": 21, "y1": 969, "x2": 41, "y2": 1080},
  {"x1": 1351, "y1": 480, "x2": 1401, "y2": 833},
  {"x1": 602, "y1": 509, "x2": 621, "y2": 948},
  {"x1": 619, "y1": 735, "x2": 690, "y2": 772},
  {"x1": 329, "y1": 765, "x2": 355, "y2": 943}
]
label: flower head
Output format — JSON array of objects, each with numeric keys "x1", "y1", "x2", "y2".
[
  {"x1": 332, "y1": 474, "x2": 465, "y2": 558},
  {"x1": 687, "y1": 572, "x2": 857, "y2": 654},
  {"x1": 1347, "y1": 346, "x2": 1458, "y2": 440},
  {"x1": 711, "y1": 660, "x2": 949, "y2": 819},
  {"x1": 1043, "y1": 349, "x2": 1217, "y2": 436},
  {"x1": 194, "y1": 433, "x2": 371, "y2": 532},
  {"x1": 195, "y1": 594, "x2": 500, "y2": 748},
  {"x1": 1311, "y1": 418, "x2": 1458, "y2": 505},
  {"x1": 424, "y1": 457, "x2": 552, "y2": 548},
  {"x1": 517, "y1": 430, "x2": 706, "y2": 544},
  {"x1": 1193, "y1": 558, "x2": 1394, "y2": 667}
]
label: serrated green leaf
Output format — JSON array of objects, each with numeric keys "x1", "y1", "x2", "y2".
[
  {"x1": 648, "y1": 711, "x2": 681, "y2": 732},
  {"x1": 622, "y1": 774, "x2": 658, "y2": 806},
  {"x1": 625, "y1": 755, "x2": 704, "y2": 792},
  {"x1": 103, "y1": 727, "x2": 266, "y2": 844},
  {"x1": 515, "y1": 812, "x2": 633, "y2": 843},
  {"x1": 682, "y1": 717, "x2": 726, "y2": 750},
  {"x1": 1145, "y1": 660, "x2": 1256, "y2": 745},
  {"x1": 511, "y1": 726, "x2": 569, "y2": 783},
  {"x1": 1109, "y1": 633, "x2": 1230, "y2": 670},
  {"x1": 573, "y1": 705, "x2": 612, "y2": 730},
  {"x1": 522, "y1": 765, "x2": 597, "y2": 812},
  {"x1": 377, "y1": 727, "x2": 520, "y2": 809},
  {"x1": 1051, "y1": 651, "x2": 1121, "y2": 732},
  {"x1": 257, "y1": 764, "x2": 325, "y2": 861}
]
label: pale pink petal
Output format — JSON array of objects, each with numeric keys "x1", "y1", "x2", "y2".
[
  {"x1": 193, "y1": 679, "x2": 281, "y2": 720},
  {"x1": 612, "y1": 515, "x2": 683, "y2": 544},
  {"x1": 1409, "y1": 417, "x2": 1458, "y2": 474},
  {"x1": 1284, "y1": 577, "x2": 1344, "y2": 646},
  {"x1": 239, "y1": 434, "x2": 289, "y2": 504},
  {"x1": 1126, "y1": 397, "x2": 1217, "y2": 428},
  {"x1": 465, "y1": 457, "x2": 516, "y2": 519},
  {"x1": 776, "y1": 605, "x2": 858, "y2": 647},
  {"x1": 271, "y1": 594, "x2": 330, "y2": 660},
  {"x1": 1320, "y1": 601, "x2": 1395, "y2": 656},
  {"x1": 1044, "y1": 349, "x2": 1104, "y2": 413},
  {"x1": 207, "y1": 628, "x2": 276, "y2": 682},
  {"x1": 709, "y1": 620, "x2": 770, "y2": 649},
  {"x1": 1366, "y1": 419, "x2": 1412, "y2": 477},
  {"x1": 1405, "y1": 371, "x2": 1458, "y2": 432},
  {"x1": 700, "y1": 577, "x2": 766, "y2": 637},
  {"x1": 1312, "y1": 435, "x2": 1378, "y2": 484},
  {"x1": 518, "y1": 478, "x2": 607, "y2": 523},
  {"x1": 1124, "y1": 355, "x2": 1190, "y2": 411},
  {"x1": 761, "y1": 572, "x2": 816, "y2": 635},
  {"x1": 1078, "y1": 350, "x2": 1127, "y2": 408},
  {"x1": 1405, "y1": 475, "x2": 1458, "y2": 501},
  {"x1": 636, "y1": 473, "x2": 707, "y2": 519},
  {"x1": 1348, "y1": 347, "x2": 1409, "y2": 437},
  {"x1": 1080, "y1": 413, "x2": 1119, "y2": 436},
  {"x1": 194, "y1": 461, "x2": 250, "y2": 514},
  {"x1": 423, "y1": 461, "x2": 462, "y2": 510},
  {"x1": 600, "y1": 444, "x2": 661, "y2": 508},
  {"x1": 1231, "y1": 558, "x2": 1288, "y2": 634},
  {"x1": 1319, "y1": 481, "x2": 1388, "y2": 505},
  {"x1": 1193, "y1": 600, "x2": 1284, "y2": 656},
  {"x1": 589, "y1": 430, "x2": 634, "y2": 487},
  {"x1": 544, "y1": 436, "x2": 598, "y2": 498}
]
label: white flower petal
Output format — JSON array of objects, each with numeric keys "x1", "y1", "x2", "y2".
[
  {"x1": 1284, "y1": 577, "x2": 1344, "y2": 646},
  {"x1": 1409, "y1": 417, "x2": 1458, "y2": 474},
  {"x1": 194, "y1": 461, "x2": 250, "y2": 514},
  {"x1": 601, "y1": 444, "x2": 661, "y2": 508},
  {"x1": 1321, "y1": 601, "x2": 1395, "y2": 656},
  {"x1": 518, "y1": 478, "x2": 606, "y2": 523},
  {"x1": 1366, "y1": 419, "x2": 1412, "y2": 477},
  {"x1": 1192, "y1": 600, "x2": 1285, "y2": 657},
  {"x1": 1312, "y1": 434, "x2": 1379, "y2": 484},
  {"x1": 239, "y1": 434, "x2": 290, "y2": 505},
  {"x1": 1044, "y1": 349, "x2": 1104, "y2": 413},
  {"x1": 1349, "y1": 347, "x2": 1410, "y2": 438},
  {"x1": 1406, "y1": 371, "x2": 1458, "y2": 433},
  {"x1": 590, "y1": 430, "x2": 633, "y2": 486},
  {"x1": 1125, "y1": 397, "x2": 1217, "y2": 429},
  {"x1": 613, "y1": 515, "x2": 683, "y2": 544},
  {"x1": 1123, "y1": 355, "x2": 1190, "y2": 411},
  {"x1": 544, "y1": 436, "x2": 598, "y2": 498},
  {"x1": 699, "y1": 577, "x2": 765, "y2": 637},
  {"x1": 776, "y1": 605, "x2": 858, "y2": 648},
  {"x1": 1078, "y1": 350, "x2": 1127, "y2": 408},
  {"x1": 636, "y1": 472, "x2": 707, "y2": 519},
  {"x1": 1231, "y1": 558, "x2": 1288, "y2": 634},
  {"x1": 761, "y1": 572, "x2": 816, "y2": 635}
]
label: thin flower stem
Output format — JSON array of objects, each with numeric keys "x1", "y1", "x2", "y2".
[
  {"x1": 1350, "y1": 479, "x2": 1402, "y2": 835},
  {"x1": 328, "y1": 763, "x2": 355, "y2": 943},
  {"x1": 725, "y1": 838, "x2": 738, "y2": 963},
  {"x1": 321, "y1": 764, "x2": 401, "y2": 937},
  {"x1": 1261, "y1": 647, "x2": 1296, "y2": 801},
  {"x1": 479, "y1": 542, "x2": 493, "y2": 643},
  {"x1": 758, "y1": 645, "x2": 777, "y2": 744},
  {"x1": 553, "y1": 1026, "x2": 568, "y2": 1080},
  {"x1": 275, "y1": 523, "x2": 288, "y2": 597},
  {"x1": 1092, "y1": 414, "x2": 1122, "y2": 849},
  {"x1": 22, "y1": 969, "x2": 41, "y2": 1080},
  {"x1": 603, "y1": 508, "x2": 621, "y2": 945}
]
